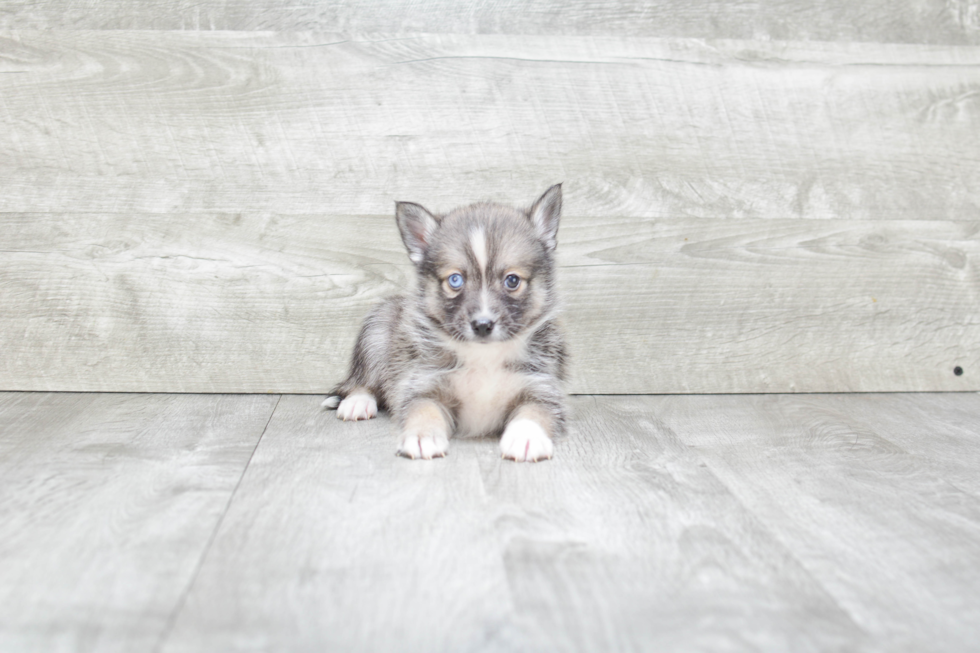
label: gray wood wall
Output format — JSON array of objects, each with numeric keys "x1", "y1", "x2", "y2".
[{"x1": 1, "y1": 2, "x2": 978, "y2": 394}]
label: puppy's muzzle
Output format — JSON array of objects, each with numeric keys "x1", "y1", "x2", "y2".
[{"x1": 471, "y1": 318, "x2": 495, "y2": 338}]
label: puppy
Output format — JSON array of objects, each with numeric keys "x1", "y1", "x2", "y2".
[{"x1": 323, "y1": 185, "x2": 568, "y2": 462}]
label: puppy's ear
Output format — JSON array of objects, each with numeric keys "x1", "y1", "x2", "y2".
[
  {"x1": 395, "y1": 201, "x2": 439, "y2": 265},
  {"x1": 529, "y1": 183, "x2": 562, "y2": 251}
]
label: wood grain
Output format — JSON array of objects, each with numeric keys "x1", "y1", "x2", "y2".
[
  {"x1": 1, "y1": 212, "x2": 976, "y2": 394},
  {"x1": 160, "y1": 395, "x2": 864, "y2": 652},
  {"x1": 1, "y1": 30, "x2": 978, "y2": 393},
  {"x1": 4, "y1": 392, "x2": 978, "y2": 651},
  {"x1": 474, "y1": 395, "x2": 865, "y2": 652},
  {"x1": 1, "y1": 1, "x2": 978, "y2": 45},
  {"x1": 160, "y1": 394, "x2": 517, "y2": 652},
  {"x1": 1, "y1": 32, "x2": 978, "y2": 220},
  {"x1": 0, "y1": 392, "x2": 280, "y2": 653},
  {"x1": 654, "y1": 393, "x2": 980, "y2": 652},
  {"x1": 560, "y1": 217, "x2": 980, "y2": 393},
  {"x1": 800, "y1": 393, "x2": 980, "y2": 496}
]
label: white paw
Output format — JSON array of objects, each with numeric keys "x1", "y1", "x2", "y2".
[
  {"x1": 397, "y1": 427, "x2": 449, "y2": 460},
  {"x1": 336, "y1": 393, "x2": 377, "y2": 421},
  {"x1": 500, "y1": 418, "x2": 553, "y2": 462}
]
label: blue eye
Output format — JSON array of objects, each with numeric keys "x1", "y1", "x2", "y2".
[
  {"x1": 504, "y1": 274, "x2": 521, "y2": 290},
  {"x1": 447, "y1": 273, "x2": 464, "y2": 290}
]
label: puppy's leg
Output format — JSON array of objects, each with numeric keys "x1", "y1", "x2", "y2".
[
  {"x1": 323, "y1": 296, "x2": 401, "y2": 415},
  {"x1": 335, "y1": 386, "x2": 378, "y2": 421},
  {"x1": 397, "y1": 399, "x2": 451, "y2": 460},
  {"x1": 500, "y1": 403, "x2": 556, "y2": 463}
]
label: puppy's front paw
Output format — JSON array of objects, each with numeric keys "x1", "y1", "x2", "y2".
[
  {"x1": 500, "y1": 418, "x2": 553, "y2": 462},
  {"x1": 336, "y1": 393, "x2": 377, "y2": 421},
  {"x1": 397, "y1": 427, "x2": 449, "y2": 460}
]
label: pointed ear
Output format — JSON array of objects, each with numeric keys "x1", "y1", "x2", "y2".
[
  {"x1": 395, "y1": 201, "x2": 439, "y2": 265},
  {"x1": 529, "y1": 183, "x2": 562, "y2": 251}
]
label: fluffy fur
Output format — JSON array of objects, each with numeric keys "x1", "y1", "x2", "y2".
[{"x1": 323, "y1": 185, "x2": 568, "y2": 462}]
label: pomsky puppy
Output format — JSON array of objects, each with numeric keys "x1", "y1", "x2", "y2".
[{"x1": 322, "y1": 185, "x2": 568, "y2": 462}]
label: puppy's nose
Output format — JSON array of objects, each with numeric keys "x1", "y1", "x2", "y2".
[{"x1": 472, "y1": 318, "x2": 495, "y2": 337}]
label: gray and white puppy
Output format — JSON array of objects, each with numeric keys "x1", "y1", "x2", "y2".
[{"x1": 323, "y1": 185, "x2": 568, "y2": 462}]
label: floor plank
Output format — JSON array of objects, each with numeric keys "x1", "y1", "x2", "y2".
[
  {"x1": 161, "y1": 395, "x2": 864, "y2": 652},
  {"x1": 474, "y1": 396, "x2": 864, "y2": 653},
  {"x1": 0, "y1": 392, "x2": 280, "y2": 653},
  {"x1": 4, "y1": 392, "x2": 979, "y2": 652},
  {"x1": 159, "y1": 394, "x2": 517, "y2": 652},
  {"x1": 654, "y1": 393, "x2": 980, "y2": 652},
  {"x1": 815, "y1": 393, "x2": 980, "y2": 496}
]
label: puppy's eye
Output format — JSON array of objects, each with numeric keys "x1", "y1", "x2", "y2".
[
  {"x1": 504, "y1": 274, "x2": 521, "y2": 290},
  {"x1": 447, "y1": 273, "x2": 464, "y2": 290}
]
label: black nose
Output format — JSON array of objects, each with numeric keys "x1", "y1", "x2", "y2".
[{"x1": 472, "y1": 319, "x2": 495, "y2": 337}]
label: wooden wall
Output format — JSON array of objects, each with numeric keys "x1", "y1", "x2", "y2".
[{"x1": 1, "y1": 3, "x2": 978, "y2": 394}]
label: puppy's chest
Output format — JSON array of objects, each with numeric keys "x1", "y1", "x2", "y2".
[{"x1": 448, "y1": 342, "x2": 525, "y2": 437}]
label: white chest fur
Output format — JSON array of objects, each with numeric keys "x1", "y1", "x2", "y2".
[{"x1": 448, "y1": 339, "x2": 526, "y2": 438}]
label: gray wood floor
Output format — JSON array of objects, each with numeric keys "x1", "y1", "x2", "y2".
[{"x1": 2, "y1": 391, "x2": 979, "y2": 652}]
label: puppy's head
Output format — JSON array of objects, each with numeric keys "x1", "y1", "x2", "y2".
[{"x1": 396, "y1": 184, "x2": 562, "y2": 343}]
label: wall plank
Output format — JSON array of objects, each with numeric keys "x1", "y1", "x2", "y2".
[
  {"x1": 2, "y1": 212, "x2": 976, "y2": 394},
  {"x1": 1, "y1": 1, "x2": 978, "y2": 45},
  {"x1": 2, "y1": 31, "x2": 978, "y2": 393},
  {"x1": 1, "y1": 32, "x2": 979, "y2": 220}
]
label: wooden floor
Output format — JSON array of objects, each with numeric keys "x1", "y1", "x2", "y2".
[{"x1": 1, "y1": 392, "x2": 979, "y2": 652}]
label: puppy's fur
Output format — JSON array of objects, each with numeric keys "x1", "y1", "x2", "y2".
[{"x1": 323, "y1": 185, "x2": 568, "y2": 462}]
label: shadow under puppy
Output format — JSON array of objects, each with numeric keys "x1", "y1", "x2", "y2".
[{"x1": 323, "y1": 185, "x2": 568, "y2": 462}]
